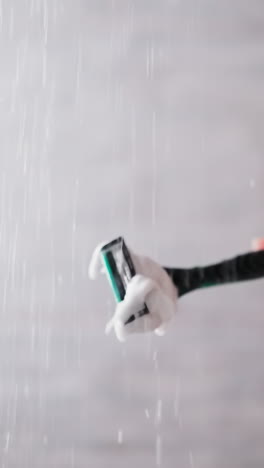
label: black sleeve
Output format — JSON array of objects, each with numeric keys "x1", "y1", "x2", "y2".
[{"x1": 164, "y1": 250, "x2": 264, "y2": 297}]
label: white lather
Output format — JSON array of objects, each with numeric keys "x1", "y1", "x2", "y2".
[{"x1": 89, "y1": 241, "x2": 178, "y2": 342}]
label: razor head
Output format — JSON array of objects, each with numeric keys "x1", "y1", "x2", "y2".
[
  {"x1": 100, "y1": 237, "x2": 136, "y2": 302},
  {"x1": 100, "y1": 237, "x2": 149, "y2": 324}
]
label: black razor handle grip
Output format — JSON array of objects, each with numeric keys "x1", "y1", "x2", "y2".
[
  {"x1": 164, "y1": 250, "x2": 264, "y2": 297},
  {"x1": 124, "y1": 305, "x2": 149, "y2": 325}
]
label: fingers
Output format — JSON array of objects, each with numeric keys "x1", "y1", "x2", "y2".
[
  {"x1": 107, "y1": 306, "x2": 161, "y2": 342},
  {"x1": 105, "y1": 276, "x2": 176, "y2": 342},
  {"x1": 118, "y1": 314, "x2": 160, "y2": 341},
  {"x1": 105, "y1": 278, "x2": 161, "y2": 342},
  {"x1": 125, "y1": 274, "x2": 156, "y2": 304},
  {"x1": 105, "y1": 314, "x2": 116, "y2": 336},
  {"x1": 88, "y1": 241, "x2": 107, "y2": 279},
  {"x1": 113, "y1": 299, "x2": 142, "y2": 329}
]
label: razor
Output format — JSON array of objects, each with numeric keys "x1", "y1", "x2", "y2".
[
  {"x1": 99, "y1": 237, "x2": 264, "y2": 325},
  {"x1": 100, "y1": 237, "x2": 149, "y2": 325}
]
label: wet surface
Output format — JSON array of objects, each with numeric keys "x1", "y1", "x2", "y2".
[{"x1": 0, "y1": 1, "x2": 264, "y2": 466}]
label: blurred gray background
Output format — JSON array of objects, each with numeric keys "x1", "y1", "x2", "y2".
[{"x1": 0, "y1": 0, "x2": 264, "y2": 467}]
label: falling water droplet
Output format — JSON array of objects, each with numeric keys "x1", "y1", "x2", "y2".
[
  {"x1": 117, "y1": 429, "x2": 123, "y2": 445},
  {"x1": 4, "y1": 432, "x2": 10, "y2": 452},
  {"x1": 249, "y1": 178, "x2": 256, "y2": 189},
  {"x1": 155, "y1": 399, "x2": 163, "y2": 425},
  {"x1": 156, "y1": 434, "x2": 162, "y2": 466},
  {"x1": 189, "y1": 450, "x2": 195, "y2": 468}
]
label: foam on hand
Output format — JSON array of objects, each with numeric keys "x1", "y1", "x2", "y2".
[{"x1": 89, "y1": 240, "x2": 178, "y2": 342}]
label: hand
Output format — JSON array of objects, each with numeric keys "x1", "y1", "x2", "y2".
[{"x1": 89, "y1": 241, "x2": 178, "y2": 342}]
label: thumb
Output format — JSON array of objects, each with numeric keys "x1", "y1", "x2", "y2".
[{"x1": 89, "y1": 241, "x2": 107, "y2": 279}]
